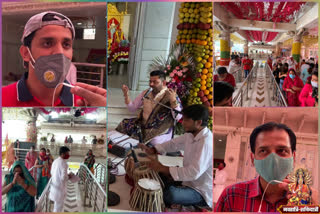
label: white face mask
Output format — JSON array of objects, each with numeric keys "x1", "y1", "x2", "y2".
[{"x1": 311, "y1": 81, "x2": 318, "y2": 88}]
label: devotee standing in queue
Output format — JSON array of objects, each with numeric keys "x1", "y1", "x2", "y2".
[
  {"x1": 299, "y1": 71, "x2": 318, "y2": 107},
  {"x1": 84, "y1": 149, "x2": 95, "y2": 174},
  {"x1": 34, "y1": 148, "x2": 50, "y2": 198},
  {"x1": 214, "y1": 67, "x2": 235, "y2": 88},
  {"x1": 283, "y1": 68, "x2": 304, "y2": 106},
  {"x1": 25, "y1": 145, "x2": 38, "y2": 180}
]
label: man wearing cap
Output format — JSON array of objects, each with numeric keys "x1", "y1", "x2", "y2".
[{"x1": 2, "y1": 11, "x2": 106, "y2": 107}]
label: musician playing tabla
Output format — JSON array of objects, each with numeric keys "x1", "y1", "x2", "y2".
[
  {"x1": 118, "y1": 70, "x2": 182, "y2": 146},
  {"x1": 139, "y1": 104, "x2": 213, "y2": 209}
]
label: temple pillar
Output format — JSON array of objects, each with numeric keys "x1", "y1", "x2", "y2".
[
  {"x1": 288, "y1": 28, "x2": 308, "y2": 63},
  {"x1": 215, "y1": 21, "x2": 238, "y2": 67},
  {"x1": 244, "y1": 40, "x2": 249, "y2": 55}
]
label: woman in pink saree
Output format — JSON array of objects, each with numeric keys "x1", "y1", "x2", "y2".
[
  {"x1": 25, "y1": 146, "x2": 38, "y2": 180},
  {"x1": 283, "y1": 68, "x2": 304, "y2": 106}
]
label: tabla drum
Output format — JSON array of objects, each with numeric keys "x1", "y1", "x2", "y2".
[
  {"x1": 124, "y1": 149, "x2": 156, "y2": 179},
  {"x1": 129, "y1": 178, "x2": 164, "y2": 212},
  {"x1": 124, "y1": 156, "x2": 135, "y2": 179},
  {"x1": 133, "y1": 165, "x2": 163, "y2": 187}
]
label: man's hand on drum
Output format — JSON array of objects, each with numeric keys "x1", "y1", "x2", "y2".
[
  {"x1": 138, "y1": 144, "x2": 157, "y2": 155},
  {"x1": 146, "y1": 156, "x2": 170, "y2": 176}
]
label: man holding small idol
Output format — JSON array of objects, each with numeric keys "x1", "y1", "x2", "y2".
[
  {"x1": 117, "y1": 70, "x2": 182, "y2": 146},
  {"x1": 215, "y1": 122, "x2": 317, "y2": 212},
  {"x1": 139, "y1": 104, "x2": 213, "y2": 209}
]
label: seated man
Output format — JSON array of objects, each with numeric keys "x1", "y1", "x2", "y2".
[
  {"x1": 2, "y1": 11, "x2": 101, "y2": 107},
  {"x1": 140, "y1": 104, "x2": 212, "y2": 209},
  {"x1": 117, "y1": 70, "x2": 182, "y2": 146},
  {"x1": 214, "y1": 67, "x2": 235, "y2": 88},
  {"x1": 215, "y1": 122, "x2": 317, "y2": 212}
]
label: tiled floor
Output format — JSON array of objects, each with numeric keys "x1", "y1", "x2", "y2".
[
  {"x1": 1, "y1": 155, "x2": 107, "y2": 212},
  {"x1": 233, "y1": 66, "x2": 278, "y2": 107}
]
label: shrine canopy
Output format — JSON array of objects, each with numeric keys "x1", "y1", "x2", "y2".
[{"x1": 215, "y1": 2, "x2": 317, "y2": 44}]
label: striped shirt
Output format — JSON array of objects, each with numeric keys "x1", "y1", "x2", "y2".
[{"x1": 214, "y1": 176, "x2": 288, "y2": 212}]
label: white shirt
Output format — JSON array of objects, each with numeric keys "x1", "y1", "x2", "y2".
[
  {"x1": 155, "y1": 127, "x2": 213, "y2": 207},
  {"x1": 228, "y1": 60, "x2": 241, "y2": 75},
  {"x1": 49, "y1": 157, "x2": 69, "y2": 202},
  {"x1": 82, "y1": 138, "x2": 87, "y2": 144}
]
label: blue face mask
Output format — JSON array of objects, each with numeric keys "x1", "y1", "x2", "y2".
[
  {"x1": 289, "y1": 74, "x2": 295, "y2": 79},
  {"x1": 254, "y1": 153, "x2": 293, "y2": 184}
]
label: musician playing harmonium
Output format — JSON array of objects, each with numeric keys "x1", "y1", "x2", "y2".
[
  {"x1": 117, "y1": 70, "x2": 182, "y2": 146},
  {"x1": 139, "y1": 104, "x2": 213, "y2": 209}
]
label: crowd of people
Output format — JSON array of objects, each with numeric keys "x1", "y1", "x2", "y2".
[
  {"x1": 2, "y1": 145, "x2": 97, "y2": 212},
  {"x1": 214, "y1": 54, "x2": 254, "y2": 89},
  {"x1": 270, "y1": 56, "x2": 318, "y2": 107},
  {"x1": 213, "y1": 53, "x2": 318, "y2": 107}
]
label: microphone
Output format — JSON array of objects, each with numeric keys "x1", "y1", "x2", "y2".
[
  {"x1": 143, "y1": 88, "x2": 153, "y2": 99},
  {"x1": 130, "y1": 144, "x2": 139, "y2": 168}
]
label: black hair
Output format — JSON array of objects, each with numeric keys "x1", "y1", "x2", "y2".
[
  {"x1": 217, "y1": 67, "x2": 228, "y2": 75},
  {"x1": 59, "y1": 146, "x2": 70, "y2": 155},
  {"x1": 249, "y1": 122, "x2": 296, "y2": 154},
  {"x1": 31, "y1": 145, "x2": 35, "y2": 149},
  {"x1": 182, "y1": 104, "x2": 209, "y2": 126},
  {"x1": 283, "y1": 63, "x2": 289, "y2": 68},
  {"x1": 40, "y1": 148, "x2": 46, "y2": 152},
  {"x1": 23, "y1": 12, "x2": 72, "y2": 68},
  {"x1": 150, "y1": 70, "x2": 166, "y2": 81},
  {"x1": 311, "y1": 71, "x2": 318, "y2": 77},
  {"x1": 309, "y1": 63, "x2": 315, "y2": 69},
  {"x1": 214, "y1": 81, "x2": 234, "y2": 106}
]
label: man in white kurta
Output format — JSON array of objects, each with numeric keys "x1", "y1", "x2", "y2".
[
  {"x1": 49, "y1": 146, "x2": 70, "y2": 212},
  {"x1": 140, "y1": 104, "x2": 213, "y2": 208},
  {"x1": 213, "y1": 163, "x2": 228, "y2": 204}
]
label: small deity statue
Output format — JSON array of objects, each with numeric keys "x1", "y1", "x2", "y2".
[{"x1": 287, "y1": 168, "x2": 313, "y2": 206}]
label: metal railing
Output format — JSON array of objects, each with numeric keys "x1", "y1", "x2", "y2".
[
  {"x1": 74, "y1": 62, "x2": 106, "y2": 88},
  {"x1": 265, "y1": 63, "x2": 288, "y2": 107},
  {"x1": 35, "y1": 178, "x2": 52, "y2": 212},
  {"x1": 232, "y1": 62, "x2": 259, "y2": 107},
  {"x1": 94, "y1": 163, "x2": 107, "y2": 187},
  {"x1": 37, "y1": 143, "x2": 106, "y2": 158},
  {"x1": 79, "y1": 163, "x2": 107, "y2": 212},
  {"x1": 28, "y1": 166, "x2": 37, "y2": 181}
]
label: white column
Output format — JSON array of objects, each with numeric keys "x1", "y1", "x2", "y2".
[{"x1": 133, "y1": 2, "x2": 176, "y2": 91}]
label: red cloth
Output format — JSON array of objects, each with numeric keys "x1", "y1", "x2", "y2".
[
  {"x1": 242, "y1": 58, "x2": 251, "y2": 70},
  {"x1": 282, "y1": 75, "x2": 304, "y2": 106},
  {"x1": 214, "y1": 176, "x2": 288, "y2": 212},
  {"x1": 2, "y1": 82, "x2": 82, "y2": 107},
  {"x1": 214, "y1": 73, "x2": 236, "y2": 87},
  {"x1": 299, "y1": 83, "x2": 315, "y2": 107},
  {"x1": 267, "y1": 59, "x2": 272, "y2": 70}
]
